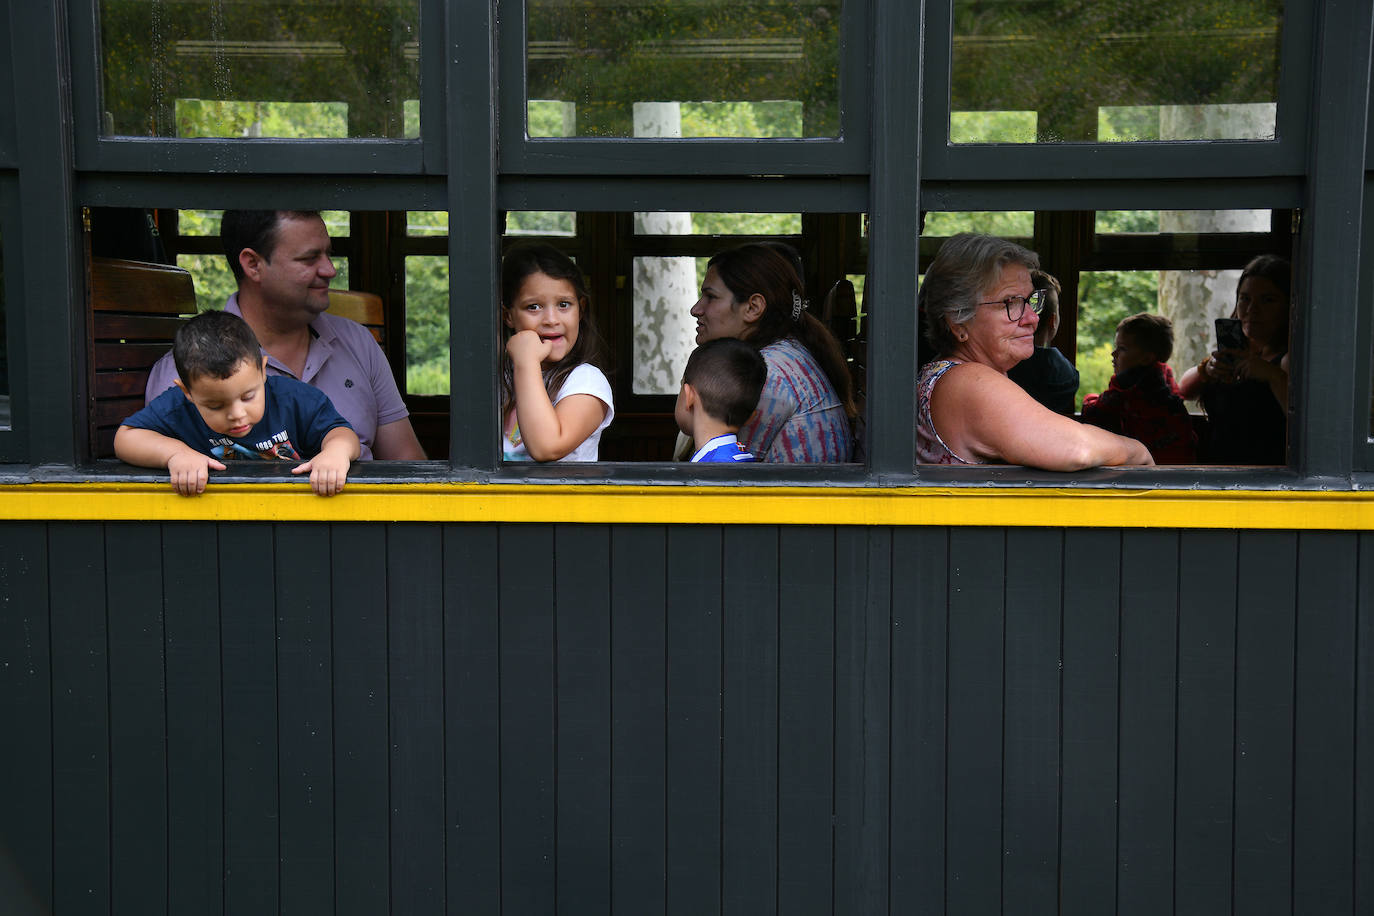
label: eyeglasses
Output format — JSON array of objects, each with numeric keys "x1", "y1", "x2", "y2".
[{"x1": 978, "y1": 289, "x2": 1047, "y2": 322}]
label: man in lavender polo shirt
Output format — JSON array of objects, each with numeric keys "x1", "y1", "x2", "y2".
[{"x1": 145, "y1": 210, "x2": 425, "y2": 460}]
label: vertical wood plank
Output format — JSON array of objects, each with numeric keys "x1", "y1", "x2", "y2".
[
  {"x1": 275, "y1": 524, "x2": 336, "y2": 913},
  {"x1": 665, "y1": 526, "x2": 724, "y2": 916},
  {"x1": 1292, "y1": 531, "x2": 1356, "y2": 913},
  {"x1": 500, "y1": 524, "x2": 557, "y2": 916},
  {"x1": 556, "y1": 524, "x2": 612, "y2": 913},
  {"x1": 722, "y1": 525, "x2": 779, "y2": 916},
  {"x1": 1357, "y1": 532, "x2": 1374, "y2": 916},
  {"x1": 1232, "y1": 530, "x2": 1296, "y2": 915},
  {"x1": 777, "y1": 526, "x2": 835, "y2": 916},
  {"x1": 890, "y1": 527, "x2": 947, "y2": 916},
  {"x1": 0, "y1": 524, "x2": 52, "y2": 912},
  {"x1": 219, "y1": 523, "x2": 279, "y2": 914},
  {"x1": 1060, "y1": 529, "x2": 1120, "y2": 916},
  {"x1": 1174, "y1": 530, "x2": 1238, "y2": 916},
  {"x1": 611, "y1": 525, "x2": 668, "y2": 914},
  {"x1": 1117, "y1": 530, "x2": 1179, "y2": 916},
  {"x1": 163, "y1": 523, "x2": 224, "y2": 916},
  {"x1": 388, "y1": 524, "x2": 446, "y2": 916},
  {"x1": 445, "y1": 524, "x2": 502, "y2": 915},
  {"x1": 49, "y1": 524, "x2": 110, "y2": 916},
  {"x1": 945, "y1": 528, "x2": 1004, "y2": 916},
  {"x1": 331, "y1": 523, "x2": 391, "y2": 916},
  {"x1": 106, "y1": 525, "x2": 168, "y2": 916},
  {"x1": 833, "y1": 527, "x2": 890, "y2": 916},
  {"x1": 1001, "y1": 527, "x2": 1061, "y2": 916}
]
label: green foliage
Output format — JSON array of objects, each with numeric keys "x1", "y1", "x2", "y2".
[
  {"x1": 923, "y1": 211, "x2": 1034, "y2": 237},
  {"x1": 1077, "y1": 268, "x2": 1158, "y2": 364},
  {"x1": 405, "y1": 255, "x2": 451, "y2": 395},
  {"x1": 949, "y1": 110, "x2": 1036, "y2": 143},
  {"x1": 174, "y1": 99, "x2": 347, "y2": 139},
  {"x1": 1075, "y1": 340, "x2": 1116, "y2": 413}
]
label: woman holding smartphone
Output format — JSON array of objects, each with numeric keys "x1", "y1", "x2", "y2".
[{"x1": 1178, "y1": 255, "x2": 1291, "y2": 464}]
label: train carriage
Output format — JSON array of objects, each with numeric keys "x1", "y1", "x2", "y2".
[{"x1": 1, "y1": 1, "x2": 1372, "y2": 914}]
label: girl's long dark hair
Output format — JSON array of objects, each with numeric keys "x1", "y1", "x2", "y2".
[
  {"x1": 707, "y1": 244, "x2": 857, "y2": 418},
  {"x1": 500, "y1": 243, "x2": 607, "y2": 421}
]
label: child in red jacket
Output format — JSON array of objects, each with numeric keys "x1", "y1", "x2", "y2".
[{"x1": 1081, "y1": 313, "x2": 1198, "y2": 464}]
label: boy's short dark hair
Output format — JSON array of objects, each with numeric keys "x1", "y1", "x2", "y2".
[
  {"x1": 683, "y1": 338, "x2": 767, "y2": 428},
  {"x1": 221, "y1": 209, "x2": 321, "y2": 283},
  {"x1": 1116, "y1": 312, "x2": 1174, "y2": 362},
  {"x1": 173, "y1": 310, "x2": 264, "y2": 386}
]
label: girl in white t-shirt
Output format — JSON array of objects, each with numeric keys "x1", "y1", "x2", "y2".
[{"x1": 501, "y1": 244, "x2": 614, "y2": 461}]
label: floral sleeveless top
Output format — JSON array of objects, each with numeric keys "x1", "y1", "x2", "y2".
[{"x1": 916, "y1": 359, "x2": 978, "y2": 465}]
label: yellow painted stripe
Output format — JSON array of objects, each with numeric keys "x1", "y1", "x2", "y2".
[{"x1": 0, "y1": 482, "x2": 1373, "y2": 529}]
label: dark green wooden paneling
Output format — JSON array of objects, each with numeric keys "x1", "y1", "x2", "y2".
[
  {"x1": 890, "y1": 527, "x2": 948, "y2": 916},
  {"x1": 332, "y1": 524, "x2": 391, "y2": 916},
  {"x1": 1175, "y1": 531, "x2": 1239, "y2": 915},
  {"x1": 443, "y1": 524, "x2": 502, "y2": 914},
  {"x1": 499, "y1": 524, "x2": 557, "y2": 915},
  {"x1": 50, "y1": 525, "x2": 110, "y2": 916},
  {"x1": 106, "y1": 526, "x2": 167, "y2": 916},
  {"x1": 1293, "y1": 532, "x2": 1358, "y2": 912},
  {"x1": 1002, "y1": 527, "x2": 1061, "y2": 916},
  {"x1": 219, "y1": 524, "x2": 279, "y2": 913},
  {"x1": 777, "y1": 526, "x2": 836, "y2": 916},
  {"x1": 610, "y1": 525, "x2": 668, "y2": 913},
  {"x1": 8, "y1": 520, "x2": 1374, "y2": 916},
  {"x1": 1060, "y1": 529, "x2": 1121, "y2": 916},
  {"x1": 945, "y1": 528, "x2": 1004, "y2": 916},
  {"x1": 1233, "y1": 531, "x2": 1298, "y2": 915},
  {"x1": 276, "y1": 525, "x2": 336, "y2": 912},
  {"x1": 722, "y1": 525, "x2": 779, "y2": 916},
  {"x1": 0, "y1": 524, "x2": 51, "y2": 912},
  {"x1": 387, "y1": 524, "x2": 445, "y2": 916},
  {"x1": 665, "y1": 526, "x2": 725, "y2": 916},
  {"x1": 1117, "y1": 530, "x2": 1180, "y2": 916},
  {"x1": 1357, "y1": 533, "x2": 1374, "y2": 916},
  {"x1": 556, "y1": 524, "x2": 611, "y2": 912}
]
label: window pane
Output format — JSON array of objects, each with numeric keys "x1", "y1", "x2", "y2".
[
  {"x1": 176, "y1": 254, "x2": 349, "y2": 314},
  {"x1": 406, "y1": 256, "x2": 449, "y2": 396},
  {"x1": 923, "y1": 211, "x2": 1034, "y2": 237},
  {"x1": 98, "y1": 0, "x2": 420, "y2": 138},
  {"x1": 951, "y1": 1, "x2": 1283, "y2": 143},
  {"x1": 1095, "y1": 208, "x2": 1271, "y2": 234},
  {"x1": 1077, "y1": 267, "x2": 1242, "y2": 410},
  {"x1": 527, "y1": 0, "x2": 843, "y2": 138},
  {"x1": 634, "y1": 212, "x2": 803, "y2": 235},
  {"x1": 408, "y1": 210, "x2": 449, "y2": 238},
  {"x1": 506, "y1": 211, "x2": 576, "y2": 237}
]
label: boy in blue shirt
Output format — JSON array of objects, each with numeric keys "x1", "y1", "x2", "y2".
[
  {"x1": 116, "y1": 310, "x2": 360, "y2": 496},
  {"x1": 675, "y1": 338, "x2": 767, "y2": 463}
]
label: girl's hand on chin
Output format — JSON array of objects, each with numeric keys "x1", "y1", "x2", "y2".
[{"x1": 507, "y1": 329, "x2": 554, "y2": 366}]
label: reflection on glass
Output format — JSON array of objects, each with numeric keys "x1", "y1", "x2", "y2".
[
  {"x1": 506, "y1": 211, "x2": 576, "y2": 236},
  {"x1": 951, "y1": 1, "x2": 1283, "y2": 143},
  {"x1": 406, "y1": 256, "x2": 449, "y2": 395},
  {"x1": 632, "y1": 255, "x2": 699, "y2": 395},
  {"x1": 1077, "y1": 267, "x2": 1242, "y2": 410},
  {"x1": 634, "y1": 213, "x2": 802, "y2": 235},
  {"x1": 923, "y1": 211, "x2": 1034, "y2": 238},
  {"x1": 99, "y1": 0, "x2": 419, "y2": 138},
  {"x1": 1095, "y1": 208, "x2": 1271, "y2": 234},
  {"x1": 527, "y1": 0, "x2": 842, "y2": 138}
]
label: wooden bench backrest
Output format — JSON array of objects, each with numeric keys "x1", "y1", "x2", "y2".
[
  {"x1": 88, "y1": 257, "x2": 197, "y2": 458},
  {"x1": 327, "y1": 289, "x2": 385, "y2": 344}
]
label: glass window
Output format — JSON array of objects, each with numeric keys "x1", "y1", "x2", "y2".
[
  {"x1": 950, "y1": 0, "x2": 1284, "y2": 143},
  {"x1": 634, "y1": 212, "x2": 802, "y2": 236},
  {"x1": 0, "y1": 214, "x2": 8, "y2": 429},
  {"x1": 526, "y1": 0, "x2": 843, "y2": 138},
  {"x1": 405, "y1": 256, "x2": 449, "y2": 396},
  {"x1": 97, "y1": 0, "x2": 420, "y2": 138},
  {"x1": 923, "y1": 210, "x2": 1034, "y2": 238}
]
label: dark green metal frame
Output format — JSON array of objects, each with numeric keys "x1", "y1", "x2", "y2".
[{"x1": 2, "y1": 0, "x2": 1372, "y2": 484}]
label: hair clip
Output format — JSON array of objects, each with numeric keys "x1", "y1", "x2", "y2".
[{"x1": 791, "y1": 290, "x2": 808, "y2": 321}]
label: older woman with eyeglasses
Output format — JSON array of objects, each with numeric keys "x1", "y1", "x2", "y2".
[{"x1": 917, "y1": 233, "x2": 1154, "y2": 469}]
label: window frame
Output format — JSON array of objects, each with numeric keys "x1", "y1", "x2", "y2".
[
  {"x1": 0, "y1": 0, "x2": 1369, "y2": 490},
  {"x1": 496, "y1": 0, "x2": 872, "y2": 177}
]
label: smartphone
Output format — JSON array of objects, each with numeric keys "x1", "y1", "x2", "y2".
[{"x1": 1215, "y1": 317, "x2": 1246, "y2": 351}]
